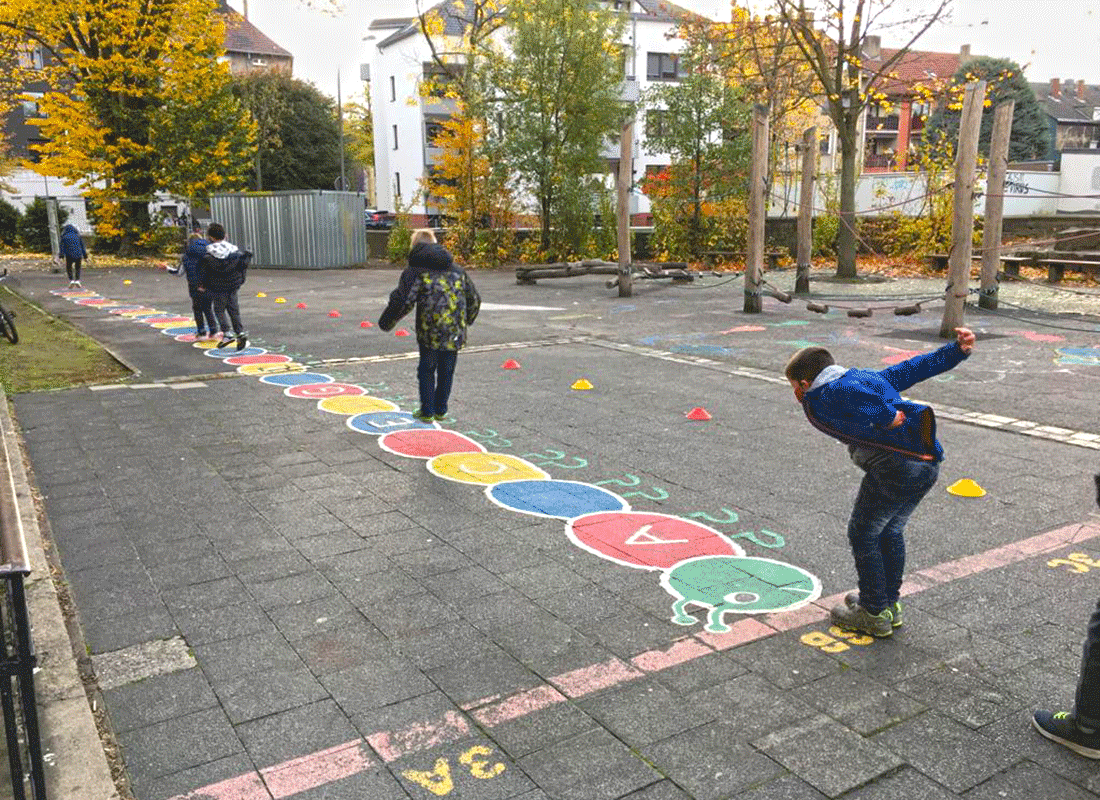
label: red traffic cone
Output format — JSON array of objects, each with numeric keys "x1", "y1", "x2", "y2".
[
  {"x1": 296, "y1": 302, "x2": 307, "y2": 309},
  {"x1": 686, "y1": 407, "x2": 712, "y2": 421},
  {"x1": 395, "y1": 329, "x2": 410, "y2": 337},
  {"x1": 328, "y1": 310, "x2": 341, "y2": 318},
  {"x1": 360, "y1": 320, "x2": 373, "y2": 328},
  {"x1": 502, "y1": 359, "x2": 521, "y2": 370}
]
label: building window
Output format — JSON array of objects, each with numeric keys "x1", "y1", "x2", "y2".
[
  {"x1": 20, "y1": 92, "x2": 45, "y2": 119},
  {"x1": 393, "y1": 124, "x2": 398, "y2": 150},
  {"x1": 390, "y1": 76, "x2": 396, "y2": 102},
  {"x1": 18, "y1": 46, "x2": 44, "y2": 70},
  {"x1": 647, "y1": 109, "x2": 667, "y2": 139},
  {"x1": 647, "y1": 52, "x2": 684, "y2": 81},
  {"x1": 645, "y1": 163, "x2": 669, "y2": 179},
  {"x1": 819, "y1": 134, "x2": 831, "y2": 155},
  {"x1": 425, "y1": 120, "x2": 446, "y2": 146}
]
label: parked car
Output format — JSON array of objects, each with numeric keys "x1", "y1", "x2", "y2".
[{"x1": 364, "y1": 209, "x2": 395, "y2": 229}]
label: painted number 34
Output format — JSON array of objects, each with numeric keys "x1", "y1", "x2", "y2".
[
  {"x1": 402, "y1": 745, "x2": 506, "y2": 796},
  {"x1": 1048, "y1": 552, "x2": 1100, "y2": 573}
]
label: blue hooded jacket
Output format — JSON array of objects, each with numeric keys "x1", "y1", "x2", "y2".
[
  {"x1": 800, "y1": 341, "x2": 969, "y2": 462},
  {"x1": 59, "y1": 224, "x2": 87, "y2": 259},
  {"x1": 181, "y1": 237, "x2": 208, "y2": 284}
]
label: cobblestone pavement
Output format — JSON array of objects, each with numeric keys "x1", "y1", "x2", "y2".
[{"x1": 7, "y1": 261, "x2": 1100, "y2": 800}]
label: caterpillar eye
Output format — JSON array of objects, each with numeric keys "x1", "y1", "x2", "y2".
[{"x1": 723, "y1": 591, "x2": 760, "y2": 605}]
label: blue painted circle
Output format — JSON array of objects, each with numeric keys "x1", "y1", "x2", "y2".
[
  {"x1": 346, "y1": 412, "x2": 437, "y2": 436},
  {"x1": 162, "y1": 325, "x2": 197, "y2": 335},
  {"x1": 259, "y1": 372, "x2": 334, "y2": 387},
  {"x1": 204, "y1": 346, "x2": 267, "y2": 358},
  {"x1": 488, "y1": 480, "x2": 628, "y2": 519},
  {"x1": 125, "y1": 313, "x2": 165, "y2": 321}
]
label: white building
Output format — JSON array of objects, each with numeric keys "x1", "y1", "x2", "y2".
[{"x1": 366, "y1": 0, "x2": 697, "y2": 225}]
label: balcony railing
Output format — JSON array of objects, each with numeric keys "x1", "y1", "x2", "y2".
[
  {"x1": 866, "y1": 114, "x2": 899, "y2": 134},
  {"x1": 864, "y1": 152, "x2": 896, "y2": 170}
]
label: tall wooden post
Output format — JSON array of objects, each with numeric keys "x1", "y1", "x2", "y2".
[
  {"x1": 617, "y1": 119, "x2": 634, "y2": 298},
  {"x1": 979, "y1": 99, "x2": 1014, "y2": 310},
  {"x1": 939, "y1": 80, "x2": 986, "y2": 338},
  {"x1": 744, "y1": 104, "x2": 769, "y2": 313},
  {"x1": 795, "y1": 126, "x2": 816, "y2": 294}
]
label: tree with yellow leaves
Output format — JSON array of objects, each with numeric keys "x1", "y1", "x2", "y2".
[
  {"x1": 773, "y1": 0, "x2": 949, "y2": 278},
  {"x1": 0, "y1": 0, "x2": 256, "y2": 254}
]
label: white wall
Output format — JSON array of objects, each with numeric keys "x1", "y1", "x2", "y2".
[{"x1": 1057, "y1": 152, "x2": 1100, "y2": 214}]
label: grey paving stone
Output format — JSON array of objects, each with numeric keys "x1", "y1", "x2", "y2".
[
  {"x1": 462, "y1": 590, "x2": 560, "y2": 637},
  {"x1": 518, "y1": 728, "x2": 660, "y2": 800},
  {"x1": 314, "y1": 547, "x2": 393, "y2": 579},
  {"x1": 163, "y1": 576, "x2": 253, "y2": 614},
  {"x1": 267, "y1": 594, "x2": 369, "y2": 641},
  {"x1": 350, "y1": 690, "x2": 466, "y2": 742},
  {"x1": 485, "y1": 699, "x2": 599, "y2": 760},
  {"x1": 322, "y1": 655, "x2": 437, "y2": 715},
  {"x1": 394, "y1": 545, "x2": 479, "y2": 579},
  {"x1": 895, "y1": 665, "x2": 1024, "y2": 729},
  {"x1": 499, "y1": 560, "x2": 594, "y2": 600},
  {"x1": 733, "y1": 773, "x2": 828, "y2": 800},
  {"x1": 490, "y1": 619, "x2": 612, "y2": 677},
  {"x1": 427, "y1": 647, "x2": 545, "y2": 708},
  {"x1": 393, "y1": 620, "x2": 501, "y2": 671},
  {"x1": 212, "y1": 665, "x2": 330, "y2": 724},
  {"x1": 147, "y1": 551, "x2": 233, "y2": 590},
  {"x1": 531, "y1": 585, "x2": 621, "y2": 628},
  {"x1": 753, "y1": 715, "x2": 903, "y2": 798},
  {"x1": 172, "y1": 602, "x2": 275, "y2": 647},
  {"x1": 730, "y1": 633, "x2": 844, "y2": 689},
  {"x1": 979, "y1": 709, "x2": 1095, "y2": 789},
  {"x1": 236, "y1": 698, "x2": 360, "y2": 768},
  {"x1": 115, "y1": 707, "x2": 242, "y2": 783},
  {"x1": 102, "y1": 667, "x2": 219, "y2": 733},
  {"x1": 248, "y1": 570, "x2": 338, "y2": 610},
  {"x1": 362, "y1": 591, "x2": 462, "y2": 637},
  {"x1": 283, "y1": 767, "x2": 412, "y2": 800},
  {"x1": 52, "y1": 536, "x2": 137, "y2": 572},
  {"x1": 575, "y1": 605, "x2": 689, "y2": 659},
  {"x1": 129, "y1": 753, "x2": 256, "y2": 800},
  {"x1": 792, "y1": 671, "x2": 926, "y2": 736},
  {"x1": 653, "y1": 651, "x2": 748, "y2": 695},
  {"x1": 194, "y1": 630, "x2": 304, "y2": 682},
  {"x1": 641, "y1": 722, "x2": 784, "y2": 800},
  {"x1": 688, "y1": 672, "x2": 817, "y2": 741},
  {"x1": 293, "y1": 621, "x2": 390, "y2": 676},
  {"x1": 620, "y1": 781, "x2": 695, "y2": 800},
  {"x1": 80, "y1": 605, "x2": 180, "y2": 655},
  {"x1": 871, "y1": 711, "x2": 1018, "y2": 792},
  {"x1": 295, "y1": 528, "x2": 370, "y2": 559},
  {"x1": 963, "y1": 760, "x2": 1095, "y2": 800},
  {"x1": 840, "y1": 767, "x2": 954, "y2": 800}
]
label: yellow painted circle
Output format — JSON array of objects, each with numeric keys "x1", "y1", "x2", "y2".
[
  {"x1": 193, "y1": 340, "x2": 219, "y2": 350},
  {"x1": 151, "y1": 320, "x2": 190, "y2": 329},
  {"x1": 238, "y1": 362, "x2": 307, "y2": 375},
  {"x1": 119, "y1": 309, "x2": 162, "y2": 317},
  {"x1": 427, "y1": 452, "x2": 548, "y2": 486},
  {"x1": 317, "y1": 395, "x2": 399, "y2": 415}
]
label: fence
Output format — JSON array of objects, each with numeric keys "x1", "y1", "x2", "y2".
[
  {"x1": 210, "y1": 191, "x2": 369, "y2": 269},
  {"x1": 0, "y1": 417, "x2": 45, "y2": 800}
]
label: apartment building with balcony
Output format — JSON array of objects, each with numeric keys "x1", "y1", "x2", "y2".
[{"x1": 367, "y1": 0, "x2": 697, "y2": 225}]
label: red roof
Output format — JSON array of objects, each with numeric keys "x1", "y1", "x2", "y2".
[
  {"x1": 866, "y1": 48, "x2": 962, "y2": 96},
  {"x1": 221, "y1": 8, "x2": 292, "y2": 59}
]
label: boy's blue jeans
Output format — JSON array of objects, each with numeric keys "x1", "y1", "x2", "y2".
[
  {"x1": 847, "y1": 448, "x2": 940, "y2": 614},
  {"x1": 1076, "y1": 598, "x2": 1100, "y2": 728},
  {"x1": 417, "y1": 345, "x2": 458, "y2": 417}
]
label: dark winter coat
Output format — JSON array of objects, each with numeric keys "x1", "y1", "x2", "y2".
[
  {"x1": 59, "y1": 224, "x2": 87, "y2": 260},
  {"x1": 378, "y1": 242, "x2": 480, "y2": 350},
  {"x1": 181, "y1": 238, "x2": 208, "y2": 285},
  {"x1": 199, "y1": 240, "x2": 251, "y2": 293}
]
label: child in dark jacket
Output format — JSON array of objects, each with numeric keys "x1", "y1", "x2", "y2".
[
  {"x1": 181, "y1": 233, "x2": 216, "y2": 340},
  {"x1": 198, "y1": 222, "x2": 250, "y2": 351},
  {"x1": 785, "y1": 327, "x2": 975, "y2": 637},
  {"x1": 378, "y1": 229, "x2": 480, "y2": 421},
  {"x1": 59, "y1": 223, "x2": 88, "y2": 288}
]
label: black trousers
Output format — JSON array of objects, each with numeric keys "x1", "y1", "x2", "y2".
[
  {"x1": 65, "y1": 256, "x2": 82, "y2": 281},
  {"x1": 209, "y1": 290, "x2": 243, "y2": 335}
]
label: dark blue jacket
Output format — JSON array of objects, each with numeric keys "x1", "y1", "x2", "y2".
[
  {"x1": 181, "y1": 238, "x2": 208, "y2": 284},
  {"x1": 378, "y1": 242, "x2": 480, "y2": 350},
  {"x1": 801, "y1": 342, "x2": 970, "y2": 462},
  {"x1": 59, "y1": 224, "x2": 86, "y2": 259}
]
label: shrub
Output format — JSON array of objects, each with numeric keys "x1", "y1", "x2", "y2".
[
  {"x1": 386, "y1": 213, "x2": 412, "y2": 263},
  {"x1": 0, "y1": 199, "x2": 21, "y2": 247},
  {"x1": 17, "y1": 197, "x2": 68, "y2": 253}
]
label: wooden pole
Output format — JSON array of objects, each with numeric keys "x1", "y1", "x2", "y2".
[
  {"x1": 979, "y1": 99, "x2": 1014, "y2": 310},
  {"x1": 744, "y1": 104, "x2": 769, "y2": 313},
  {"x1": 617, "y1": 119, "x2": 634, "y2": 298},
  {"x1": 939, "y1": 80, "x2": 986, "y2": 338},
  {"x1": 795, "y1": 126, "x2": 816, "y2": 294}
]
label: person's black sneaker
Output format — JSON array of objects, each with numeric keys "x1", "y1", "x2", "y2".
[
  {"x1": 215, "y1": 334, "x2": 233, "y2": 348},
  {"x1": 412, "y1": 409, "x2": 433, "y2": 422},
  {"x1": 1033, "y1": 711, "x2": 1100, "y2": 759},
  {"x1": 235, "y1": 332, "x2": 248, "y2": 351}
]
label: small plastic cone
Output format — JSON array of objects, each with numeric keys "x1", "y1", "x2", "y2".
[
  {"x1": 571, "y1": 379, "x2": 593, "y2": 390},
  {"x1": 947, "y1": 478, "x2": 986, "y2": 498},
  {"x1": 256, "y1": 292, "x2": 267, "y2": 298},
  {"x1": 123, "y1": 279, "x2": 132, "y2": 285},
  {"x1": 275, "y1": 297, "x2": 287, "y2": 303},
  {"x1": 296, "y1": 302, "x2": 307, "y2": 309},
  {"x1": 395, "y1": 329, "x2": 410, "y2": 337},
  {"x1": 360, "y1": 321, "x2": 373, "y2": 328},
  {"x1": 328, "y1": 310, "x2": 341, "y2": 318},
  {"x1": 502, "y1": 359, "x2": 521, "y2": 370},
  {"x1": 686, "y1": 407, "x2": 712, "y2": 421}
]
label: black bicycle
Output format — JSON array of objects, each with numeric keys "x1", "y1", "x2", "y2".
[{"x1": 0, "y1": 270, "x2": 18, "y2": 344}]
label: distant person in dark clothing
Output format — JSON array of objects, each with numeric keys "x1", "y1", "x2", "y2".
[
  {"x1": 181, "y1": 232, "x2": 216, "y2": 340},
  {"x1": 59, "y1": 223, "x2": 87, "y2": 288},
  {"x1": 1033, "y1": 473, "x2": 1100, "y2": 759},
  {"x1": 378, "y1": 229, "x2": 480, "y2": 422},
  {"x1": 198, "y1": 223, "x2": 250, "y2": 351}
]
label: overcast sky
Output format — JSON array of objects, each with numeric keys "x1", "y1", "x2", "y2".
[{"x1": 229, "y1": 0, "x2": 1100, "y2": 101}]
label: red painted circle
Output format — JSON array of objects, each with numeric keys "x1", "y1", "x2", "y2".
[
  {"x1": 285, "y1": 382, "x2": 365, "y2": 399},
  {"x1": 379, "y1": 430, "x2": 485, "y2": 459},
  {"x1": 224, "y1": 354, "x2": 292, "y2": 366},
  {"x1": 567, "y1": 511, "x2": 743, "y2": 570},
  {"x1": 142, "y1": 316, "x2": 192, "y2": 324}
]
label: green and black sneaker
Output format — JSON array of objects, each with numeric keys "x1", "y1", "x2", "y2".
[
  {"x1": 1033, "y1": 711, "x2": 1100, "y2": 759},
  {"x1": 845, "y1": 592, "x2": 903, "y2": 628}
]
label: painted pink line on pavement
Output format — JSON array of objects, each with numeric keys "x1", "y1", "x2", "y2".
[
  {"x1": 472, "y1": 685, "x2": 567, "y2": 727},
  {"x1": 166, "y1": 772, "x2": 271, "y2": 800},
  {"x1": 551, "y1": 656, "x2": 644, "y2": 698},
  {"x1": 630, "y1": 637, "x2": 713, "y2": 673},
  {"x1": 366, "y1": 710, "x2": 471, "y2": 763},
  {"x1": 260, "y1": 740, "x2": 373, "y2": 799},
  {"x1": 761, "y1": 604, "x2": 831, "y2": 632},
  {"x1": 694, "y1": 617, "x2": 776, "y2": 651}
]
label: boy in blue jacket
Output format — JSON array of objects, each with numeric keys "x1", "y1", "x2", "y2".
[
  {"x1": 59, "y1": 223, "x2": 87, "y2": 288},
  {"x1": 785, "y1": 327, "x2": 975, "y2": 637}
]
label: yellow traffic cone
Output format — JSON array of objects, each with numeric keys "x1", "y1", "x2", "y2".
[
  {"x1": 947, "y1": 478, "x2": 986, "y2": 498},
  {"x1": 256, "y1": 292, "x2": 267, "y2": 298},
  {"x1": 571, "y1": 379, "x2": 594, "y2": 390}
]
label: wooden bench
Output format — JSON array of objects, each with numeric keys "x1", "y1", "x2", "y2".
[
  {"x1": 925, "y1": 253, "x2": 1031, "y2": 275},
  {"x1": 702, "y1": 250, "x2": 784, "y2": 270},
  {"x1": 1037, "y1": 258, "x2": 1100, "y2": 283}
]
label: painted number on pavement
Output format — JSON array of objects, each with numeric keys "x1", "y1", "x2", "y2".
[
  {"x1": 401, "y1": 745, "x2": 506, "y2": 796},
  {"x1": 800, "y1": 626, "x2": 874, "y2": 653},
  {"x1": 1048, "y1": 552, "x2": 1100, "y2": 573}
]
